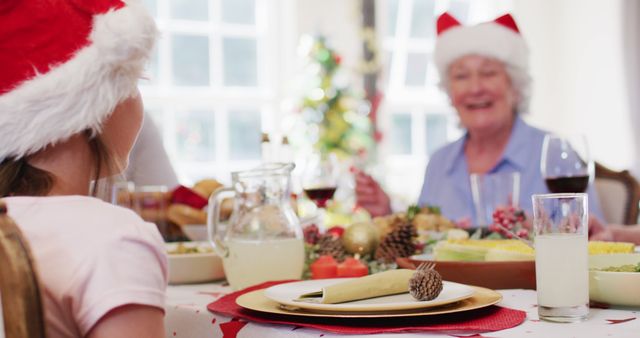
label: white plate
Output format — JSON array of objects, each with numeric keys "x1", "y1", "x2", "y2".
[
  {"x1": 263, "y1": 278, "x2": 475, "y2": 312},
  {"x1": 237, "y1": 286, "x2": 502, "y2": 318},
  {"x1": 166, "y1": 242, "x2": 225, "y2": 284}
]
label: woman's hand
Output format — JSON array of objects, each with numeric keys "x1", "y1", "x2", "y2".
[
  {"x1": 589, "y1": 219, "x2": 640, "y2": 245},
  {"x1": 353, "y1": 168, "x2": 391, "y2": 217},
  {"x1": 589, "y1": 216, "x2": 615, "y2": 241}
]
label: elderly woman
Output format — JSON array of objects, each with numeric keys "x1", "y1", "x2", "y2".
[{"x1": 357, "y1": 13, "x2": 603, "y2": 226}]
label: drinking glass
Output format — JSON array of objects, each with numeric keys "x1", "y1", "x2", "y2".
[
  {"x1": 541, "y1": 135, "x2": 593, "y2": 193},
  {"x1": 532, "y1": 193, "x2": 589, "y2": 323},
  {"x1": 470, "y1": 172, "x2": 521, "y2": 227},
  {"x1": 111, "y1": 181, "x2": 135, "y2": 208},
  {"x1": 302, "y1": 153, "x2": 338, "y2": 226},
  {"x1": 132, "y1": 185, "x2": 171, "y2": 240}
]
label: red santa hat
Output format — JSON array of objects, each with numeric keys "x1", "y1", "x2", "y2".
[
  {"x1": 0, "y1": 0, "x2": 157, "y2": 161},
  {"x1": 434, "y1": 12, "x2": 529, "y2": 80}
]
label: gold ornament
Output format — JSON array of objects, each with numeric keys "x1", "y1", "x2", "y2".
[{"x1": 342, "y1": 222, "x2": 379, "y2": 255}]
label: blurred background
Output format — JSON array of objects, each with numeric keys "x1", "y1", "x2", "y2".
[{"x1": 138, "y1": 0, "x2": 640, "y2": 205}]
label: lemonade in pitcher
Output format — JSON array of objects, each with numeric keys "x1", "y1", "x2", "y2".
[
  {"x1": 208, "y1": 163, "x2": 305, "y2": 290},
  {"x1": 223, "y1": 238, "x2": 304, "y2": 290}
]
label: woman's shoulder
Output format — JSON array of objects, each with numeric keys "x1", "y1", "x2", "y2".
[
  {"x1": 516, "y1": 118, "x2": 549, "y2": 141},
  {"x1": 427, "y1": 136, "x2": 466, "y2": 167}
]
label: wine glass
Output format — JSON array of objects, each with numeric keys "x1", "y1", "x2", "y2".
[
  {"x1": 302, "y1": 153, "x2": 338, "y2": 226},
  {"x1": 541, "y1": 134, "x2": 594, "y2": 193}
]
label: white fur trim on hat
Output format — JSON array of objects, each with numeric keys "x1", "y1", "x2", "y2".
[
  {"x1": 0, "y1": 1, "x2": 157, "y2": 161},
  {"x1": 434, "y1": 22, "x2": 529, "y2": 80}
]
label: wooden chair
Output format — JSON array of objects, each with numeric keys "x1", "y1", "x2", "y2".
[
  {"x1": 594, "y1": 162, "x2": 640, "y2": 224},
  {"x1": 0, "y1": 201, "x2": 46, "y2": 338}
]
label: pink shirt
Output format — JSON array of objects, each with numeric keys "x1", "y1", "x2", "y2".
[{"x1": 4, "y1": 196, "x2": 168, "y2": 338}]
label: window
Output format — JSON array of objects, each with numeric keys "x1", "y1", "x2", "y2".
[
  {"x1": 140, "y1": 0, "x2": 278, "y2": 184},
  {"x1": 377, "y1": 0, "x2": 513, "y2": 203},
  {"x1": 390, "y1": 114, "x2": 413, "y2": 155}
]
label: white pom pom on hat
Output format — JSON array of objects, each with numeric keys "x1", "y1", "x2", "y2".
[
  {"x1": 434, "y1": 12, "x2": 529, "y2": 80},
  {"x1": 0, "y1": 0, "x2": 158, "y2": 162}
]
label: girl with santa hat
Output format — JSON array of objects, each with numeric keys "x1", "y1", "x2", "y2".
[{"x1": 0, "y1": 0, "x2": 166, "y2": 336}]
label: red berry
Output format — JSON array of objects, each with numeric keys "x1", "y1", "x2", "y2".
[
  {"x1": 303, "y1": 224, "x2": 320, "y2": 244},
  {"x1": 326, "y1": 226, "x2": 344, "y2": 238}
]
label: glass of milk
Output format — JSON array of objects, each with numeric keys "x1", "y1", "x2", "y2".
[{"x1": 532, "y1": 193, "x2": 589, "y2": 322}]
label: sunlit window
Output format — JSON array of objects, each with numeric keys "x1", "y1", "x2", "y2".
[{"x1": 140, "y1": 0, "x2": 274, "y2": 183}]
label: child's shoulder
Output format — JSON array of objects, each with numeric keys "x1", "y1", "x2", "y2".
[
  {"x1": 65, "y1": 196, "x2": 159, "y2": 238},
  {"x1": 7, "y1": 195, "x2": 158, "y2": 241}
]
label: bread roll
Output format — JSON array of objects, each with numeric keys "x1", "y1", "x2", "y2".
[
  {"x1": 192, "y1": 179, "x2": 223, "y2": 198},
  {"x1": 167, "y1": 204, "x2": 207, "y2": 226}
]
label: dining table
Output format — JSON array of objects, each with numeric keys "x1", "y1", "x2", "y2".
[{"x1": 165, "y1": 281, "x2": 640, "y2": 338}]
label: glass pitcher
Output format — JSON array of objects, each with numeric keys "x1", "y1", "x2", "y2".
[{"x1": 207, "y1": 163, "x2": 304, "y2": 290}]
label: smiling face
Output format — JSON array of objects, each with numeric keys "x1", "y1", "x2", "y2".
[{"x1": 447, "y1": 55, "x2": 519, "y2": 135}]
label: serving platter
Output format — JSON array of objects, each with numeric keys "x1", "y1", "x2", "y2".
[{"x1": 406, "y1": 255, "x2": 536, "y2": 290}]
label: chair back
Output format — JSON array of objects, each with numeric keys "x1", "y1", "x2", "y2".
[
  {"x1": 0, "y1": 201, "x2": 46, "y2": 338},
  {"x1": 594, "y1": 162, "x2": 640, "y2": 224}
]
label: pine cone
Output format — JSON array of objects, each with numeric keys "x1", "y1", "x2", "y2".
[
  {"x1": 409, "y1": 263, "x2": 443, "y2": 301},
  {"x1": 317, "y1": 233, "x2": 347, "y2": 262},
  {"x1": 375, "y1": 222, "x2": 417, "y2": 263}
]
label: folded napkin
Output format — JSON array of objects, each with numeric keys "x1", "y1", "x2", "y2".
[
  {"x1": 207, "y1": 280, "x2": 527, "y2": 335},
  {"x1": 297, "y1": 269, "x2": 414, "y2": 304}
]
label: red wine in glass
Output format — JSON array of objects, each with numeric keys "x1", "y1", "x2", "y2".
[
  {"x1": 304, "y1": 186, "x2": 337, "y2": 208},
  {"x1": 541, "y1": 135, "x2": 593, "y2": 194},
  {"x1": 545, "y1": 175, "x2": 590, "y2": 193}
]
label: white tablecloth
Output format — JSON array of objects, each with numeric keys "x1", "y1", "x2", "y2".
[{"x1": 165, "y1": 283, "x2": 640, "y2": 338}]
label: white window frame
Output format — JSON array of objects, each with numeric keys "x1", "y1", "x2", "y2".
[{"x1": 140, "y1": 0, "x2": 291, "y2": 184}]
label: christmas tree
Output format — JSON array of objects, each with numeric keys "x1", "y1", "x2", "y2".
[{"x1": 298, "y1": 36, "x2": 374, "y2": 161}]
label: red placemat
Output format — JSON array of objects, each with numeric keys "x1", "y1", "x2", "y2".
[{"x1": 207, "y1": 281, "x2": 526, "y2": 334}]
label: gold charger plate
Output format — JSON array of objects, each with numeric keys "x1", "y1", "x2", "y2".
[{"x1": 236, "y1": 286, "x2": 502, "y2": 318}]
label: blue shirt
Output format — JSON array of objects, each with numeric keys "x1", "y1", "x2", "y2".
[{"x1": 418, "y1": 117, "x2": 603, "y2": 226}]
